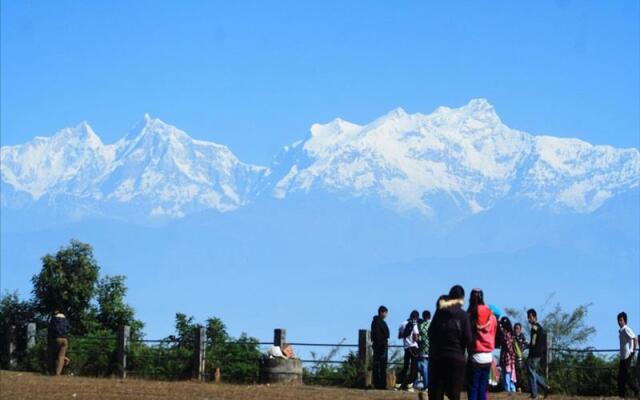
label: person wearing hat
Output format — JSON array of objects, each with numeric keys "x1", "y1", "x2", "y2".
[{"x1": 48, "y1": 310, "x2": 70, "y2": 376}]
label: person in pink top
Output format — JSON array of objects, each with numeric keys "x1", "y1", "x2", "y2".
[
  {"x1": 499, "y1": 316, "x2": 517, "y2": 393},
  {"x1": 467, "y1": 289, "x2": 497, "y2": 400}
]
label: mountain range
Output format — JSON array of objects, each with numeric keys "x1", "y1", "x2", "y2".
[
  {"x1": 2, "y1": 99, "x2": 638, "y2": 224},
  {"x1": 2, "y1": 99, "x2": 639, "y2": 348}
]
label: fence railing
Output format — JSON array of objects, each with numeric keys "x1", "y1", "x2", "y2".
[{"x1": 2, "y1": 323, "x2": 629, "y2": 387}]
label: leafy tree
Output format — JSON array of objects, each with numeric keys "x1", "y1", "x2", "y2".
[
  {"x1": 0, "y1": 291, "x2": 38, "y2": 368},
  {"x1": 541, "y1": 303, "x2": 596, "y2": 349},
  {"x1": 136, "y1": 313, "x2": 261, "y2": 382},
  {"x1": 95, "y1": 275, "x2": 144, "y2": 339},
  {"x1": 504, "y1": 294, "x2": 595, "y2": 349},
  {"x1": 31, "y1": 240, "x2": 100, "y2": 334}
]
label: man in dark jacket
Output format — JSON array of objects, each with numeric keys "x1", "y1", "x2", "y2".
[
  {"x1": 428, "y1": 285, "x2": 472, "y2": 400},
  {"x1": 371, "y1": 305, "x2": 390, "y2": 389},
  {"x1": 48, "y1": 311, "x2": 70, "y2": 376},
  {"x1": 526, "y1": 309, "x2": 550, "y2": 399}
]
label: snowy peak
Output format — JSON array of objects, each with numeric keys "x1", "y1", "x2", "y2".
[
  {"x1": 2, "y1": 100, "x2": 639, "y2": 221},
  {"x1": 1, "y1": 122, "x2": 114, "y2": 199},
  {"x1": 53, "y1": 121, "x2": 102, "y2": 144},
  {"x1": 377, "y1": 107, "x2": 409, "y2": 121},
  {"x1": 1, "y1": 117, "x2": 268, "y2": 219},
  {"x1": 272, "y1": 99, "x2": 639, "y2": 215}
]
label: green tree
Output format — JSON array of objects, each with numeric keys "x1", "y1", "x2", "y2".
[
  {"x1": 0, "y1": 291, "x2": 38, "y2": 368},
  {"x1": 95, "y1": 275, "x2": 144, "y2": 338},
  {"x1": 504, "y1": 294, "x2": 596, "y2": 349},
  {"x1": 31, "y1": 240, "x2": 100, "y2": 334}
]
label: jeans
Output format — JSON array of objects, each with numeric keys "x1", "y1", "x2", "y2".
[
  {"x1": 372, "y1": 346, "x2": 388, "y2": 389},
  {"x1": 399, "y1": 347, "x2": 418, "y2": 389},
  {"x1": 503, "y1": 371, "x2": 516, "y2": 392},
  {"x1": 468, "y1": 365, "x2": 490, "y2": 400},
  {"x1": 618, "y1": 355, "x2": 639, "y2": 397},
  {"x1": 526, "y1": 357, "x2": 548, "y2": 398},
  {"x1": 414, "y1": 357, "x2": 429, "y2": 389},
  {"x1": 429, "y1": 358, "x2": 465, "y2": 400}
]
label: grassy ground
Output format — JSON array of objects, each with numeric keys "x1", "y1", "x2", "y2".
[{"x1": 0, "y1": 370, "x2": 611, "y2": 400}]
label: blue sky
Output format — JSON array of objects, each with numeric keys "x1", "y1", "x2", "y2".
[
  {"x1": 1, "y1": 1, "x2": 639, "y2": 349},
  {"x1": 2, "y1": 1, "x2": 639, "y2": 166}
]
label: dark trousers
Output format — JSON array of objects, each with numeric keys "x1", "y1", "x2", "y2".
[
  {"x1": 399, "y1": 347, "x2": 418, "y2": 389},
  {"x1": 429, "y1": 358, "x2": 466, "y2": 400},
  {"x1": 515, "y1": 359, "x2": 528, "y2": 392},
  {"x1": 526, "y1": 357, "x2": 548, "y2": 398},
  {"x1": 372, "y1": 346, "x2": 388, "y2": 389},
  {"x1": 468, "y1": 365, "x2": 491, "y2": 400},
  {"x1": 618, "y1": 355, "x2": 639, "y2": 398},
  {"x1": 48, "y1": 338, "x2": 68, "y2": 376}
]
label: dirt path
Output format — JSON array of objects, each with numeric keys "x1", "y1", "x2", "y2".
[{"x1": 0, "y1": 370, "x2": 608, "y2": 400}]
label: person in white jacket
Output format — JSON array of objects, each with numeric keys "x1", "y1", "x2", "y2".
[
  {"x1": 397, "y1": 310, "x2": 420, "y2": 391},
  {"x1": 617, "y1": 312, "x2": 639, "y2": 398}
]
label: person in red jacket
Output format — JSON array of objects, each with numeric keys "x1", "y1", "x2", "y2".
[{"x1": 467, "y1": 289, "x2": 497, "y2": 400}]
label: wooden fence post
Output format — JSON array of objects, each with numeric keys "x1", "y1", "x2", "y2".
[
  {"x1": 6, "y1": 325, "x2": 17, "y2": 369},
  {"x1": 117, "y1": 325, "x2": 130, "y2": 379},
  {"x1": 545, "y1": 332, "x2": 553, "y2": 381},
  {"x1": 274, "y1": 328, "x2": 286, "y2": 348},
  {"x1": 193, "y1": 326, "x2": 206, "y2": 381},
  {"x1": 26, "y1": 322, "x2": 37, "y2": 350},
  {"x1": 358, "y1": 329, "x2": 371, "y2": 388}
]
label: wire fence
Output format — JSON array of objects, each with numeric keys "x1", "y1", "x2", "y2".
[{"x1": 4, "y1": 323, "x2": 635, "y2": 392}]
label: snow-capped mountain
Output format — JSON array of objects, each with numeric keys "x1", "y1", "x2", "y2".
[
  {"x1": 2, "y1": 99, "x2": 639, "y2": 222},
  {"x1": 1, "y1": 114, "x2": 269, "y2": 219},
  {"x1": 271, "y1": 99, "x2": 639, "y2": 215}
]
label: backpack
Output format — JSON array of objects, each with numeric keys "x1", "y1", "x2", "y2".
[{"x1": 399, "y1": 320, "x2": 415, "y2": 339}]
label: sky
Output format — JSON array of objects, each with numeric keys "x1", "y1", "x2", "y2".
[
  {"x1": 2, "y1": 0, "x2": 639, "y2": 167},
  {"x1": 1, "y1": 1, "x2": 639, "y2": 351}
]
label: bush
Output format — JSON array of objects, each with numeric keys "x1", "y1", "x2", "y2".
[
  {"x1": 303, "y1": 350, "x2": 363, "y2": 388},
  {"x1": 549, "y1": 352, "x2": 618, "y2": 396}
]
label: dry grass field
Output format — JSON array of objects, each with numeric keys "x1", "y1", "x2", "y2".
[{"x1": 0, "y1": 370, "x2": 612, "y2": 400}]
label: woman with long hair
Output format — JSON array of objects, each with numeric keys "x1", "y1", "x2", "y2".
[
  {"x1": 499, "y1": 316, "x2": 517, "y2": 393},
  {"x1": 467, "y1": 288, "x2": 497, "y2": 400}
]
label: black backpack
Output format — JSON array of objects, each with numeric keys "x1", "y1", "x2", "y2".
[{"x1": 400, "y1": 320, "x2": 415, "y2": 339}]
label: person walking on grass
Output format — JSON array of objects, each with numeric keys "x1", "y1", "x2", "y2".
[
  {"x1": 499, "y1": 316, "x2": 517, "y2": 393},
  {"x1": 398, "y1": 310, "x2": 420, "y2": 392},
  {"x1": 428, "y1": 285, "x2": 472, "y2": 400},
  {"x1": 617, "y1": 312, "x2": 639, "y2": 398},
  {"x1": 371, "y1": 305, "x2": 390, "y2": 390},
  {"x1": 526, "y1": 309, "x2": 550, "y2": 399},
  {"x1": 48, "y1": 310, "x2": 70, "y2": 376},
  {"x1": 467, "y1": 288, "x2": 498, "y2": 400},
  {"x1": 414, "y1": 310, "x2": 431, "y2": 391}
]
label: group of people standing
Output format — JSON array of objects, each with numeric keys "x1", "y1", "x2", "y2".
[{"x1": 370, "y1": 285, "x2": 551, "y2": 400}]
